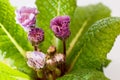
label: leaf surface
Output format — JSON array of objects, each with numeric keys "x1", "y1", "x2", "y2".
[
  {"x1": 0, "y1": 0, "x2": 36, "y2": 78},
  {"x1": 57, "y1": 68, "x2": 109, "y2": 80},
  {"x1": 0, "y1": 62, "x2": 31, "y2": 80},
  {"x1": 71, "y1": 17, "x2": 120, "y2": 71},
  {"x1": 67, "y1": 3, "x2": 111, "y2": 64}
]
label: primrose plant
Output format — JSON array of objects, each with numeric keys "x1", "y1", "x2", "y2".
[
  {"x1": 1, "y1": 0, "x2": 120, "y2": 80},
  {"x1": 16, "y1": 6, "x2": 70, "y2": 80}
]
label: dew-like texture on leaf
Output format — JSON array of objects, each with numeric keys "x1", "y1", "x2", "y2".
[
  {"x1": 35, "y1": 0, "x2": 76, "y2": 52},
  {"x1": 72, "y1": 17, "x2": 120, "y2": 71},
  {"x1": 57, "y1": 68, "x2": 109, "y2": 80},
  {"x1": 66, "y1": 3, "x2": 111, "y2": 66},
  {"x1": 0, "y1": 62, "x2": 31, "y2": 80},
  {"x1": 0, "y1": 0, "x2": 36, "y2": 78}
]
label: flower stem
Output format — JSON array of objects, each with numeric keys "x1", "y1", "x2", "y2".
[
  {"x1": 63, "y1": 40, "x2": 66, "y2": 57},
  {"x1": 61, "y1": 40, "x2": 66, "y2": 75},
  {"x1": 42, "y1": 68, "x2": 47, "y2": 80},
  {"x1": 36, "y1": 78, "x2": 41, "y2": 80},
  {"x1": 34, "y1": 45, "x2": 38, "y2": 51},
  {"x1": 52, "y1": 70, "x2": 56, "y2": 80}
]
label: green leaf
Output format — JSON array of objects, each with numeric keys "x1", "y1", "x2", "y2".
[
  {"x1": 57, "y1": 68, "x2": 109, "y2": 80},
  {"x1": 0, "y1": 62, "x2": 31, "y2": 80},
  {"x1": 35, "y1": 0, "x2": 76, "y2": 52},
  {"x1": 0, "y1": 0, "x2": 36, "y2": 78},
  {"x1": 70, "y1": 17, "x2": 120, "y2": 71},
  {"x1": 66, "y1": 3, "x2": 111, "y2": 68}
]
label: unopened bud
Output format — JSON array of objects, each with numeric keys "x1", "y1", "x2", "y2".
[
  {"x1": 55, "y1": 68, "x2": 61, "y2": 77},
  {"x1": 37, "y1": 70, "x2": 43, "y2": 78},
  {"x1": 48, "y1": 74, "x2": 53, "y2": 80},
  {"x1": 47, "y1": 46, "x2": 56, "y2": 55},
  {"x1": 46, "y1": 59, "x2": 56, "y2": 71},
  {"x1": 54, "y1": 53, "x2": 65, "y2": 63}
]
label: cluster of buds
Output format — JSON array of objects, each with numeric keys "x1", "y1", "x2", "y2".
[
  {"x1": 16, "y1": 6, "x2": 44, "y2": 46},
  {"x1": 16, "y1": 6, "x2": 71, "y2": 80},
  {"x1": 46, "y1": 46, "x2": 65, "y2": 67},
  {"x1": 46, "y1": 46, "x2": 65, "y2": 79},
  {"x1": 26, "y1": 46, "x2": 65, "y2": 79}
]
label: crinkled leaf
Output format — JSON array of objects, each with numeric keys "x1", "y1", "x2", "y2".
[
  {"x1": 0, "y1": 62, "x2": 31, "y2": 80},
  {"x1": 36, "y1": 0, "x2": 76, "y2": 52},
  {"x1": 57, "y1": 68, "x2": 109, "y2": 80},
  {"x1": 67, "y1": 3, "x2": 111, "y2": 64},
  {"x1": 71, "y1": 17, "x2": 120, "y2": 71},
  {"x1": 0, "y1": 0, "x2": 36, "y2": 79}
]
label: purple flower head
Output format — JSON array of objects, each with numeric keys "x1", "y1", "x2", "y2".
[
  {"x1": 28, "y1": 28, "x2": 44, "y2": 45},
  {"x1": 26, "y1": 51, "x2": 46, "y2": 70},
  {"x1": 50, "y1": 15, "x2": 71, "y2": 40},
  {"x1": 16, "y1": 6, "x2": 39, "y2": 31}
]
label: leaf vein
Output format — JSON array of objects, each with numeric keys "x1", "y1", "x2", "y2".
[
  {"x1": 0, "y1": 23, "x2": 26, "y2": 57},
  {"x1": 67, "y1": 20, "x2": 88, "y2": 57}
]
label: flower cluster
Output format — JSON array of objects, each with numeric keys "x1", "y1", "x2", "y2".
[
  {"x1": 16, "y1": 6, "x2": 45, "y2": 70},
  {"x1": 16, "y1": 6, "x2": 71, "y2": 80}
]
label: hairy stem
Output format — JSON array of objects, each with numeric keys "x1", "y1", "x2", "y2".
[
  {"x1": 52, "y1": 70, "x2": 56, "y2": 80},
  {"x1": 34, "y1": 45, "x2": 38, "y2": 51},
  {"x1": 63, "y1": 40, "x2": 66, "y2": 57},
  {"x1": 36, "y1": 78, "x2": 41, "y2": 80},
  {"x1": 61, "y1": 40, "x2": 66, "y2": 75},
  {"x1": 42, "y1": 68, "x2": 47, "y2": 80}
]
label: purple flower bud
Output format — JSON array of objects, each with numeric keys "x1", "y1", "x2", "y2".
[
  {"x1": 50, "y1": 16, "x2": 71, "y2": 40},
  {"x1": 16, "y1": 6, "x2": 39, "y2": 31},
  {"x1": 26, "y1": 51, "x2": 46, "y2": 70},
  {"x1": 28, "y1": 28, "x2": 44, "y2": 45}
]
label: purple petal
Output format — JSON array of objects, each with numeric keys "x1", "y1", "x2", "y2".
[
  {"x1": 16, "y1": 6, "x2": 39, "y2": 31},
  {"x1": 26, "y1": 51, "x2": 46, "y2": 70},
  {"x1": 50, "y1": 15, "x2": 71, "y2": 40}
]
